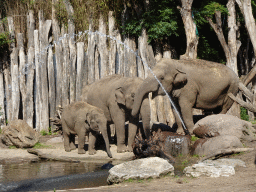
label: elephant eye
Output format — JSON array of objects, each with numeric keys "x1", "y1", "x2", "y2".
[
  {"x1": 159, "y1": 76, "x2": 164, "y2": 80},
  {"x1": 131, "y1": 93, "x2": 135, "y2": 98}
]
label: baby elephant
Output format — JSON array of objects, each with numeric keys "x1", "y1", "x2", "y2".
[{"x1": 61, "y1": 101, "x2": 112, "y2": 158}]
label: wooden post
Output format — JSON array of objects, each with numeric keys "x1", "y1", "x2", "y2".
[
  {"x1": 48, "y1": 46, "x2": 56, "y2": 131},
  {"x1": 10, "y1": 47, "x2": 19, "y2": 120},
  {"x1": 124, "y1": 37, "x2": 137, "y2": 77},
  {"x1": 69, "y1": 21, "x2": 76, "y2": 103},
  {"x1": 98, "y1": 14, "x2": 109, "y2": 78},
  {"x1": 76, "y1": 42, "x2": 85, "y2": 101},
  {"x1": 94, "y1": 47, "x2": 100, "y2": 80},
  {"x1": 18, "y1": 33, "x2": 26, "y2": 122},
  {"x1": 34, "y1": 29, "x2": 41, "y2": 131},
  {"x1": 108, "y1": 11, "x2": 116, "y2": 75},
  {"x1": 116, "y1": 33, "x2": 124, "y2": 75},
  {"x1": 26, "y1": 46, "x2": 35, "y2": 128},
  {"x1": 87, "y1": 23, "x2": 96, "y2": 84},
  {"x1": 39, "y1": 11, "x2": 51, "y2": 131},
  {"x1": 62, "y1": 34, "x2": 70, "y2": 107}
]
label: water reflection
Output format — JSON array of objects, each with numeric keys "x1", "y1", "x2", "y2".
[{"x1": 0, "y1": 161, "x2": 104, "y2": 184}]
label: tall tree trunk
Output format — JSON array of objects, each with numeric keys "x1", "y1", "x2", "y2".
[{"x1": 178, "y1": 0, "x2": 198, "y2": 59}]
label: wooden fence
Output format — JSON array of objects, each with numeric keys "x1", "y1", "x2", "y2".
[{"x1": 0, "y1": 11, "x2": 175, "y2": 131}]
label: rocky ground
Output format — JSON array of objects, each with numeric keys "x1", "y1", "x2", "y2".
[{"x1": 0, "y1": 134, "x2": 255, "y2": 192}]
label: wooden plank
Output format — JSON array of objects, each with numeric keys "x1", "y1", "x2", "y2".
[
  {"x1": 124, "y1": 37, "x2": 137, "y2": 77},
  {"x1": 48, "y1": 46, "x2": 56, "y2": 132},
  {"x1": 76, "y1": 42, "x2": 85, "y2": 101},
  {"x1": 116, "y1": 33, "x2": 124, "y2": 75},
  {"x1": 94, "y1": 47, "x2": 100, "y2": 81},
  {"x1": 26, "y1": 47, "x2": 35, "y2": 128},
  {"x1": 98, "y1": 14, "x2": 109, "y2": 78},
  {"x1": 39, "y1": 11, "x2": 51, "y2": 131},
  {"x1": 69, "y1": 22, "x2": 76, "y2": 103},
  {"x1": 26, "y1": 10, "x2": 35, "y2": 48},
  {"x1": 87, "y1": 23, "x2": 96, "y2": 84},
  {"x1": 4, "y1": 66, "x2": 12, "y2": 122},
  {"x1": 34, "y1": 29, "x2": 41, "y2": 131},
  {"x1": 62, "y1": 34, "x2": 70, "y2": 107},
  {"x1": 10, "y1": 47, "x2": 19, "y2": 120},
  {"x1": 108, "y1": 11, "x2": 116, "y2": 75},
  {"x1": 18, "y1": 33, "x2": 26, "y2": 122}
]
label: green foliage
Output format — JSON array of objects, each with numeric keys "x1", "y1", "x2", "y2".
[
  {"x1": 8, "y1": 145, "x2": 16, "y2": 149},
  {"x1": 240, "y1": 107, "x2": 249, "y2": 121},
  {"x1": 201, "y1": 2, "x2": 228, "y2": 18},
  {"x1": 191, "y1": 136, "x2": 199, "y2": 142},
  {"x1": 33, "y1": 142, "x2": 51, "y2": 149}
]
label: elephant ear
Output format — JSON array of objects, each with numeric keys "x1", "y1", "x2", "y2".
[
  {"x1": 86, "y1": 112, "x2": 91, "y2": 125},
  {"x1": 115, "y1": 87, "x2": 126, "y2": 105},
  {"x1": 173, "y1": 69, "x2": 187, "y2": 87}
]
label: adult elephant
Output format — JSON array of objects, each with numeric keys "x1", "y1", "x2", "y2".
[
  {"x1": 132, "y1": 58, "x2": 249, "y2": 134},
  {"x1": 81, "y1": 74, "x2": 150, "y2": 152}
]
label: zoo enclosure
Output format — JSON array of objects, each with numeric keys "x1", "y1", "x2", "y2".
[{"x1": 0, "y1": 10, "x2": 175, "y2": 132}]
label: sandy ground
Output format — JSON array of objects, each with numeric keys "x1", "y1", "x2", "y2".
[{"x1": 0, "y1": 135, "x2": 255, "y2": 192}]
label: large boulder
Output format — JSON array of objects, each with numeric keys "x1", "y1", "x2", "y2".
[
  {"x1": 184, "y1": 158, "x2": 246, "y2": 178},
  {"x1": 191, "y1": 135, "x2": 243, "y2": 157},
  {"x1": 193, "y1": 114, "x2": 256, "y2": 141},
  {"x1": 107, "y1": 157, "x2": 174, "y2": 184},
  {"x1": 1, "y1": 119, "x2": 40, "y2": 148}
]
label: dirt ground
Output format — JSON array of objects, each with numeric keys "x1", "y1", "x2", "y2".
[{"x1": 0, "y1": 135, "x2": 255, "y2": 192}]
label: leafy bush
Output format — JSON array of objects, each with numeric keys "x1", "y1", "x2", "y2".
[{"x1": 240, "y1": 107, "x2": 249, "y2": 121}]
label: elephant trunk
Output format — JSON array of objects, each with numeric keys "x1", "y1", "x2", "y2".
[
  {"x1": 132, "y1": 76, "x2": 159, "y2": 117},
  {"x1": 99, "y1": 126, "x2": 112, "y2": 158}
]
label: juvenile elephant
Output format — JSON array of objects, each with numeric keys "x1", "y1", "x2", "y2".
[
  {"x1": 81, "y1": 74, "x2": 150, "y2": 153},
  {"x1": 61, "y1": 101, "x2": 112, "y2": 157},
  {"x1": 132, "y1": 58, "x2": 247, "y2": 134}
]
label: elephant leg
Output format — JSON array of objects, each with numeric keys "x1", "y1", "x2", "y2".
[
  {"x1": 127, "y1": 116, "x2": 139, "y2": 152},
  {"x1": 88, "y1": 132, "x2": 97, "y2": 155},
  {"x1": 110, "y1": 106, "x2": 126, "y2": 153},
  {"x1": 62, "y1": 121, "x2": 72, "y2": 152},
  {"x1": 179, "y1": 98, "x2": 195, "y2": 134},
  {"x1": 75, "y1": 123, "x2": 86, "y2": 154},
  {"x1": 69, "y1": 134, "x2": 76, "y2": 151}
]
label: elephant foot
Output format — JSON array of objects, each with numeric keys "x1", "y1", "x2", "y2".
[
  {"x1": 65, "y1": 147, "x2": 71, "y2": 152},
  {"x1": 70, "y1": 144, "x2": 76, "y2": 151},
  {"x1": 78, "y1": 149, "x2": 86, "y2": 154},
  {"x1": 127, "y1": 145, "x2": 133, "y2": 152},
  {"x1": 89, "y1": 149, "x2": 97, "y2": 155},
  {"x1": 117, "y1": 144, "x2": 127, "y2": 153}
]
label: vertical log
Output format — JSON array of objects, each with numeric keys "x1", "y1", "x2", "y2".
[
  {"x1": 48, "y1": 46, "x2": 55, "y2": 131},
  {"x1": 34, "y1": 30, "x2": 41, "y2": 131},
  {"x1": 26, "y1": 47, "x2": 35, "y2": 128},
  {"x1": 69, "y1": 21, "x2": 76, "y2": 103},
  {"x1": 52, "y1": 0, "x2": 63, "y2": 108},
  {"x1": 10, "y1": 48, "x2": 19, "y2": 120},
  {"x1": 124, "y1": 37, "x2": 137, "y2": 77},
  {"x1": 87, "y1": 23, "x2": 96, "y2": 84},
  {"x1": 76, "y1": 42, "x2": 85, "y2": 101},
  {"x1": 94, "y1": 47, "x2": 100, "y2": 81},
  {"x1": 62, "y1": 34, "x2": 70, "y2": 107},
  {"x1": 39, "y1": 11, "x2": 51, "y2": 131},
  {"x1": 98, "y1": 14, "x2": 109, "y2": 78},
  {"x1": 26, "y1": 10, "x2": 35, "y2": 128},
  {"x1": 18, "y1": 33, "x2": 26, "y2": 121},
  {"x1": 108, "y1": 11, "x2": 116, "y2": 75},
  {"x1": 116, "y1": 33, "x2": 124, "y2": 75}
]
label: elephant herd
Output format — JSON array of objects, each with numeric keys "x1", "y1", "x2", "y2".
[{"x1": 61, "y1": 58, "x2": 250, "y2": 157}]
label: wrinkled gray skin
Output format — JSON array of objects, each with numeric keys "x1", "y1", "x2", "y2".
[
  {"x1": 132, "y1": 58, "x2": 239, "y2": 134},
  {"x1": 82, "y1": 74, "x2": 150, "y2": 153},
  {"x1": 62, "y1": 101, "x2": 112, "y2": 158}
]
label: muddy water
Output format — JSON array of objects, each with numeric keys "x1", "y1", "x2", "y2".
[{"x1": 0, "y1": 160, "x2": 111, "y2": 191}]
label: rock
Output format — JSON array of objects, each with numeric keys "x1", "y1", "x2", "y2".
[
  {"x1": 45, "y1": 136, "x2": 63, "y2": 144},
  {"x1": 107, "y1": 157, "x2": 174, "y2": 184},
  {"x1": 202, "y1": 158, "x2": 246, "y2": 168},
  {"x1": 1, "y1": 119, "x2": 39, "y2": 148},
  {"x1": 191, "y1": 135, "x2": 243, "y2": 157},
  {"x1": 184, "y1": 162, "x2": 235, "y2": 178},
  {"x1": 193, "y1": 114, "x2": 256, "y2": 141}
]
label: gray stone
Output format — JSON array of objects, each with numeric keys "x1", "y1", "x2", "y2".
[
  {"x1": 184, "y1": 162, "x2": 235, "y2": 178},
  {"x1": 202, "y1": 158, "x2": 246, "y2": 168},
  {"x1": 107, "y1": 157, "x2": 174, "y2": 184},
  {"x1": 193, "y1": 114, "x2": 256, "y2": 141},
  {"x1": 192, "y1": 135, "x2": 243, "y2": 157},
  {"x1": 1, "y1": 119, "x2": 40, "y2": 148}
]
